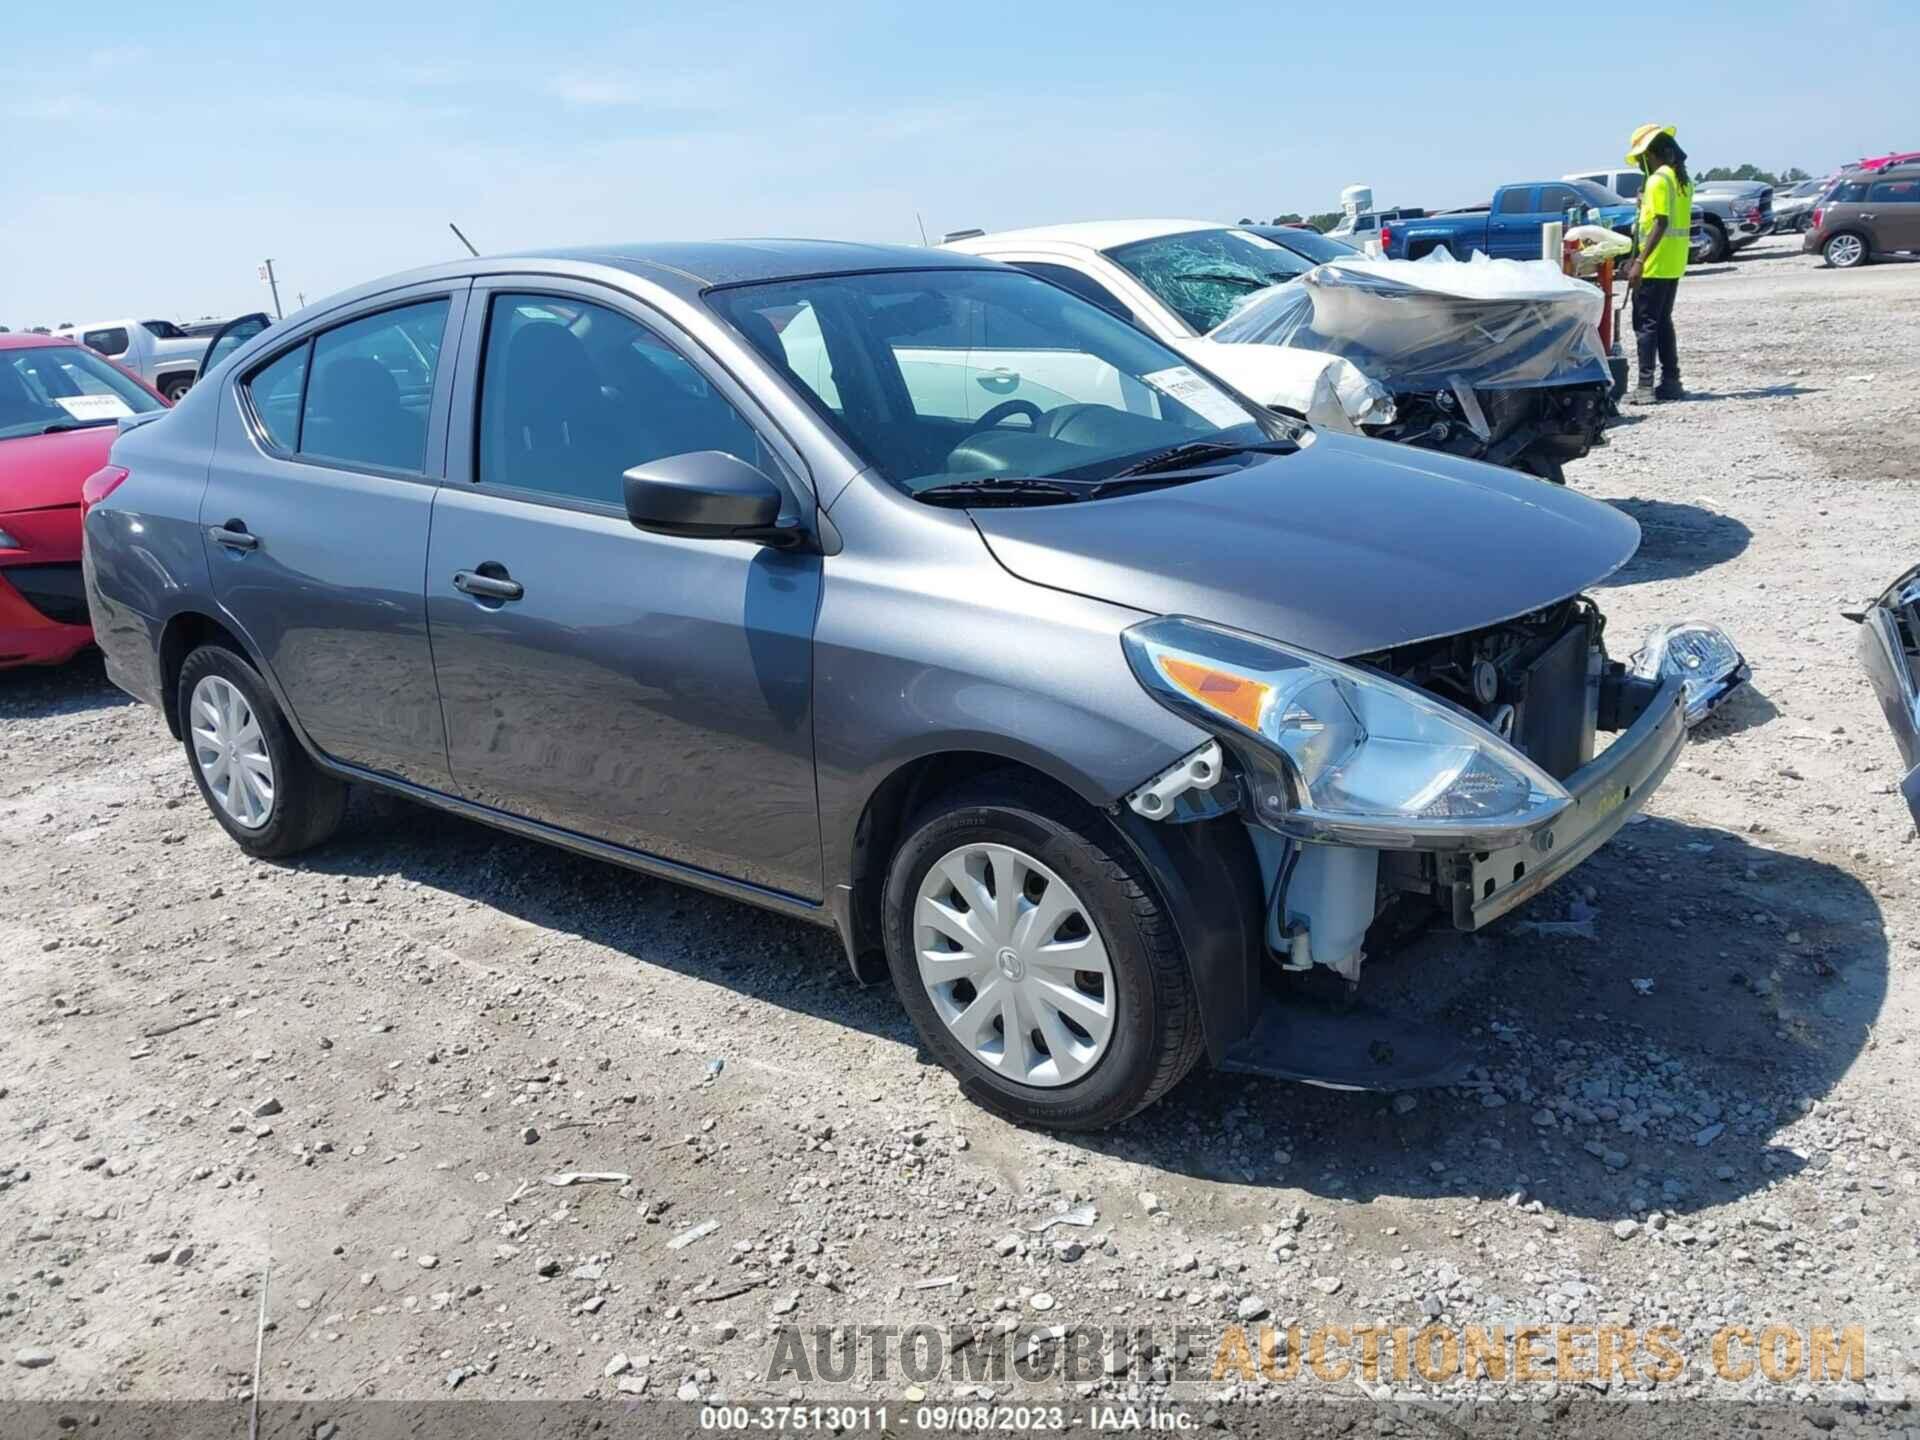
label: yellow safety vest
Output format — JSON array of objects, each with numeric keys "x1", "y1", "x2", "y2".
[{"x1": 1638, "y1": 166, "x2": 1693, "y2": 279}]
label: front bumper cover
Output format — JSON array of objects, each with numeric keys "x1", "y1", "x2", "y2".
[{"x1": 1444, "y1": 672, "x2": 1685, "y2": 928}]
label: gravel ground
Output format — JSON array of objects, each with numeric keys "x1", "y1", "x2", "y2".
[{"x1": 3, "y1": 237, "x2": 1919, "y2": 1419}]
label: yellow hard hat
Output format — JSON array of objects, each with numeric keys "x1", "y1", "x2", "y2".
[{"x1": 1626, "y1": 123, "x2": 1676, "y2": 165}]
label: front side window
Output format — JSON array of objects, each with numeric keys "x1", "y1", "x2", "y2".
[
  {"x1": 1104, "y1": 229, "x2": 1316, "y2": 334},
  {"x1": 298, "y1": 299, "x2": 449, "y2": 472},
  {"x1": 1614, "y1": 172, "x2": 1644, "y2": 199},
  {"x1": 1868, "y1": 177, "x2": 1920, "y2": 203},
  {"x1": 710, "y1": 268, "x2": 1278, "y2": 498},
  {"x1": 476, "y1": 293, "x2": 768, "y2": 507},
  {"x1": 82, "y1": 326, "x2": 129, "y2": 357},
  {"x1": 1013, "y1": 262, "x2": 1135, "y2": 322},
  {"x1": 0, "y1": 345, "x2": 165, "y2": 441}
]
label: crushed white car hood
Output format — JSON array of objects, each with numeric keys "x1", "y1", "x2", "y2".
[{"x1": 1172, "y1": 335, "x2": 1394, "y2": 434}]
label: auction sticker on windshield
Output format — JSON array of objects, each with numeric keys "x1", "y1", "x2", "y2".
[
  {"x1": 1141, "y1": 366, "x2": 1248, "y2": 429},
  {"x1": 53, "y1": 394, "x2": 135, "y2": 422}
]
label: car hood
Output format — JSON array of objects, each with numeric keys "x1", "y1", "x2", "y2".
[
  {"x1": 970, "y1": 431, "x2": 1639, "y2": 658},
  {"x1": 1173, "y1": 336, "x2": 1394, "y2": 434},
  {"x1": 0, "y1": 427, "x2": 117, "y2": 514}
]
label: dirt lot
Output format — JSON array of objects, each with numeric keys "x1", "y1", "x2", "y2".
[{"x1": 4, "y1": 236, "x2": 1920, "y2": 1420}]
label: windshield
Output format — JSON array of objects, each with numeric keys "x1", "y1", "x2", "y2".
[
  {"x1": 1254, "y1": 227, "x2": 1358, "y2": 264},
  {"x1": 1567, "y1": 179, "x2": 1626, "y2": 207},
  {"x1": 1104, "y1": 229, "x2": 1316, "y2": 333},
  {"x1": 0, "y1": 343, "x2": 163, "y2": 441},
  {"x1": 708, "y1": 267, "x2": 1277, "y2": 497}
]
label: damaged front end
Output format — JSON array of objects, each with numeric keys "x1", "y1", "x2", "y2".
[
  {"x1": 1119, "y1": 600, "x2": 1742, "y2": 1089},
  {"x1": 1210, "y1": 255, "x2": 1618, "y2": 483}
]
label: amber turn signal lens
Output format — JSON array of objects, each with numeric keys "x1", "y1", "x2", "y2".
[{"x1": 1156, "y1": 656, "x2": 1270, "y2": 732}]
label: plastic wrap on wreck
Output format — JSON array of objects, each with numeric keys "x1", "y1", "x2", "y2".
[{"x1": 1209, "y1": 253, "x2": 1610, "y2": 391}]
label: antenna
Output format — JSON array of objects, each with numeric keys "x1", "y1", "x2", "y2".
[
  {"x1": 449, "y1": 222, "x2": 480, "y2": 258},
  {"x1": 915, "y1": 212, "x2": 929, "y2": 247}
]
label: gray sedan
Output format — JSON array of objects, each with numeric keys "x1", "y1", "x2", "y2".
[{"x1": 82, "y1": 241, "x2": 1736, "y2": 1128}]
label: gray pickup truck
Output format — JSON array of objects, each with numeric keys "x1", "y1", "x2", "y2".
[
  {"x1": 1564, "y1": 169, "x2": 1773, "y2": 262},
  {"x1": 56, "y1": 318, "x2": 207, "y2": 401}
]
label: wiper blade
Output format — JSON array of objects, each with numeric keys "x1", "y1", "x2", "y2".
[
  {"x1": 1099, "y1": 439, "x2": 1296, "y2": 481},
  {"x1": 39, "y1": 420, "x2": 114, "y2": 434},
  {"x1": 914, "y1": 476, "x2": 1085, "y2": 507}
]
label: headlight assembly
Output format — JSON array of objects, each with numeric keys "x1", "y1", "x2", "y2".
[
  {"x1": 1628, "y1": 622, "x2": 1749, "y2": 727},
  {"x1": 1123, "y1": 616, "x2": 1570, "y2": 851}
]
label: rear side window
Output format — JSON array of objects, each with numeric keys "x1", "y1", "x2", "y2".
[
  {"x1": 1829, "y1": 180, "x2": 1871, "y2": 203},
  {"x1": 1497, "y1": 189, "x2": 1535, "y2": 214},
  {"x1": 1613, "y1": 172, "x2": 1643, "y2": 199},
  {"x1": 83, "y1": 327, "x2": 129, "y2": 357},
  {"x1": 299, "y1": 301, "x2": 449, "y2": 472},
  {"x1": 245, "y1": 345, "x2": 307, "y2": 451},
  {"x1": 1868, "y1": 177, "x2": 1920, "y2": 202},
  {"x1": 475, "y1": 293, "x2": 768, "y2": 508}
]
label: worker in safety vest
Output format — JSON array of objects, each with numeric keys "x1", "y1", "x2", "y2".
[{"x1": 1624, "y1": 123, "x2": 1694, "y2": 403}]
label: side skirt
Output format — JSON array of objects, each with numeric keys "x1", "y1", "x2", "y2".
[{"x1": 312, "y1": 756, "x2": 835, "y2": 931}]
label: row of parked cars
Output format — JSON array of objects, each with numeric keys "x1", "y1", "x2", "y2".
[{"x1": 6, "y1": 218, "x2": 1911, "y2": 1128}]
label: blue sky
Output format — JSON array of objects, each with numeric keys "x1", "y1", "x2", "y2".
[{"x1": 2, "y1": 0, "x2": 1912, "y2": 326}]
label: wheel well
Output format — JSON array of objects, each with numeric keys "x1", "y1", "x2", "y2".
[
  {"x1": 157, "y1": 612, "x2": 247, "y2": 737},
  {"x1": 840, "y1": 752, "x2": 1093, "y2": 983}
]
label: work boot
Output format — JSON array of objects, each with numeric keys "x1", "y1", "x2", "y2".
[
  {"x1": 1625, "y1": 384, "x2": 1658, "y2": 406},
  {"x1": 1653, "y1": 378, "x2": 1687, "y2": 401}
]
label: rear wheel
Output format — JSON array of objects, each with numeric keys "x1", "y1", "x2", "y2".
[
  {"x1": 177, "y1": 645, "x2": 346, "y2": 858},
  {"x1": 881, "y1": 774, "x2": 1203, "y2": 1130},
  {"x1": 1823, "y1": 231, "x2": 1869, "y2": 269},
  {"x1": 159, "y1": 375, "x2": 194, "y2": 404}
]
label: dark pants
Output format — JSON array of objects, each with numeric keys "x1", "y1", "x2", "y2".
[{"x1": 1632, "y1": 276, "x2": 1680, "y2": 387}]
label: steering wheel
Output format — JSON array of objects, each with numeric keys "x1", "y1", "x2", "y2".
[{"x1": 965, "y1": 399, "x2": 1044, "y2": 435}]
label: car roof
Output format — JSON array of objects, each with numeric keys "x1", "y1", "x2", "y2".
[
  {"x1": 0, "y1": 332, "x2": 76, "y2": 351},
  {"x1": 539, "y1": 239, "x2": 998, "y2": 288},
  {"x1": 946, "y1": 220, "x2": 1225, "y2": 253}
]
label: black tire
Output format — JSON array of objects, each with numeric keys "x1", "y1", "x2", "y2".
[
  {"x1": 159, "y1": 375, "x2": 193, "y2": 404},
  {"x1": 177, "y1": 645, "x2": 347, "y2": 858},
  {"x1": 1701, "y1": 219, "x2": 1730, "y2": 264},
  {"x1": 1823, "y1": 231, "x2": 1870, "y2": 269},
  {"x1": 881, "y1": 773, "x2": 1204, "y2": 1130}
]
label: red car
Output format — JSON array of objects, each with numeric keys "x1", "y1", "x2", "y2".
[
  {"x1": 1859, "y1": 151, "x2": 1920, "y2": 173},
  {"x1": 1, "y1": 334, "x2": 168, "y2": 667}
]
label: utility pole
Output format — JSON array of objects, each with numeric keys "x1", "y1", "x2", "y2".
[{"x1": 258, "y1": 260, "x2": 284, "y2": 320}]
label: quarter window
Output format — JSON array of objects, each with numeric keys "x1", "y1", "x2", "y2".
[
  {"x1": 244, "y1": 345, "x2": 307, "y2": 452},
  {"x1": 476, "y1": 293, "x2": 769, "y2": 508},
  {"x1": 298, "y1": 300, "x2": 449, "y2": 473}
]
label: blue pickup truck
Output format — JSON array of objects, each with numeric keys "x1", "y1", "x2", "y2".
[{"x1": 1382, "y1": 180, "x2": 1638, "y2": 261}]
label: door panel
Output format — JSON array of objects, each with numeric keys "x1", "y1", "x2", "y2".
[
  {"x1": 425, "y1": 489, "x2": 824, "y2": 897},
  {"x1": 198, "y1": 283, "x2": 467, "y2": 787}
]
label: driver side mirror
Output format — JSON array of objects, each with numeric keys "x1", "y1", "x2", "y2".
[{"x1": 622, "y1": 450, "x2": 801, "y2": 547}]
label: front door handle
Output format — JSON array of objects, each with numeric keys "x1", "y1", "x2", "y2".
[
  {"x1": 453, "y1": 568, "x2": 523, "y2": 602},
  {"x1": 210, "y1": 521, "x2": 258, "y2": 551}
]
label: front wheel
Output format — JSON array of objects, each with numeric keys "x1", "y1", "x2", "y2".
[
  {"x1": 1823, "y1": 232, "x2": 1869, "y2": 269},
  {"x1": 159, "y1": 375, "x2": 194, "y2": 404},
  {"x1": 881, "y1": 774, "x2": 1204, "y2": 1130},
  {"x1": 1701, "y1": 221, "x2": 1731, "y2": 264}
]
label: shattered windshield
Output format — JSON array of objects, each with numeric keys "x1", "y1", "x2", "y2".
[{"x1": 1104, "y1": 229, "x2": 1314, "y2": 334}]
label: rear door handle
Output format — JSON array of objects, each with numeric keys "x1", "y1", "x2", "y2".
[
  {"x1": 453, "y1": 569, "x2": 523, "y2": 601},
  {"x1": 209, "y1": 523, "x2": 258, "y2": 551}
]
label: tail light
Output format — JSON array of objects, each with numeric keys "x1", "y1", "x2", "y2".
[
  {"x1": 1379, "y1": 223, "x2": 1394, "y2": 251},
  {"x1": 1812, "y1": 207, "x2": 1824, "y2": 229},
  {"x1": 81, "y1": 465, "x2": 129, "y2": 515}
]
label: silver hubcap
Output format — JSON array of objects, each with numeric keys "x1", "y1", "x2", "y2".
[
  {"x1": 914, "y1": 843, "x2": 1115, "y2": 1087},
  {"x1": 1829, "y1": 235, "x2": 1863, "y2": 266},
  {"x1": 190, "y1": 675, "x2": 274, "y2": 829}
]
